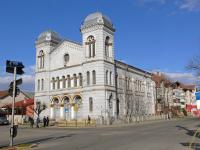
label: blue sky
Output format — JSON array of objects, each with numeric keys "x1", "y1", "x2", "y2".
[{"x1": 0, "y1": 0, "x2": 200, "y2": 91}]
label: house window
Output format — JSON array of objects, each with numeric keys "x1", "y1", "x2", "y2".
[
  {"x1": 105, "y1": 36, "x2": 112, "y2": 57},
  {"x1": 92, "y1": 70, "x2": 96, "y2": 85},
  {"x1": 89, "y1": 97, "x2": 93, "y2": 112},
  {"x1": 52, "y1": 78, "x2": 55, "y2": 90},
  {"x1": 106, "y1": 70, "x2": 108, "y2": 85},
  {"x1": 67, "y1": 75, "x2": 71, "y2": 88},
  {"x1": 64, "y1": 53, "x2": 69, "y2": 65},
  {"x1": 79, "y1": 73, "x2": 83, "y2": 86},
  {"x1": 110, "y1": 71, "x2": 112, "y2": 85},
  {"x1": 41, "y1": 79, "x2": 44, "y2": 91},
  {"x1": 62, "y1": 76, "x2": 66, "y2": 88},
  {"x1": 37, "y1": 79, "x2": 40, "y2": 91},
  {"x1": 73, "y1": 74, "x2": 77, "y2": 87},
  {"x1": 38, "y1": 50, "x2": 44, "y2": 69},
  {"x1": 87, "y1": 71, "x2": 90, "y2": 85},
  {"x1": 86, "y1": 36, "x2": 95, "y2": 58},
  {"x1": 57, "y1": 77, "x2": 60, "y2": 89}
]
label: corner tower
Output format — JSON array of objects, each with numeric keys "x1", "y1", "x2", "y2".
[{"x1": 80, "y1": 12, "x2": 115, "y2": 63}]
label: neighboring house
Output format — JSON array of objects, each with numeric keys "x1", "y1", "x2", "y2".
[
  {"x1": 0, "y1": 90, "x2": 34, "y2": 118},
  {"x1": 152, "y1": 72, "x2": 173, "y2": 114},
  {"x1": 35, "y1": 12, "x2": 156, "y2": 123},
  {"x1": 172, "y1": 82, "x2": 195, "y2": 111},
  {"x1": 152, "y1": 72, "x2": 196, "y2": 116}
]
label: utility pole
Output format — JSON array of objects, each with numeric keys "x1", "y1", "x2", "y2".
[
  {"x1": 10, "y1": 67, "x2": 16, "y2": 146},
  {"x1": 6, "y1": 60, "x2": 24, "y2": 147}
]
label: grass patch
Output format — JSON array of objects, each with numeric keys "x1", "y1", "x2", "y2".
[{"x1": 0, "y1": 143, "x2": 32, "y2": 150}]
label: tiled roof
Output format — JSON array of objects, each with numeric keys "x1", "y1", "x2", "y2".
[{"x1": 0, "y1": 91, "x2": 9, "y2": 99}]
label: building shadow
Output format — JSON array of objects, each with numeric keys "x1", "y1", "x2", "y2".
[
  {"x1": 176, "y1": 125, "x2": 200, "y2": 149},
  {"x1": 0, "y1": 133, "x2": 75, "y2": 148}
]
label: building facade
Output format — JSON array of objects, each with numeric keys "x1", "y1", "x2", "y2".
[{"x1": 34, "y1": 12, "x2": 156, "y2": 123}]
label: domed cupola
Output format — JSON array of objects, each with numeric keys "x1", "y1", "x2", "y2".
[
  {"x1": 81, "y1": 12, "x2": 115, "y2": 32},
  {"x1": 36, "y1": 30, "x2": 62, "y2": 45}
]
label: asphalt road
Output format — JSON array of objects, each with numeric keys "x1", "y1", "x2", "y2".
[{"x1": 1, "y1": 118, "x2": 200, "y2": 150}]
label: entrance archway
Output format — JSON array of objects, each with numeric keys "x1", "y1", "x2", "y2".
[
  {"x1": 62, "y1": 96, "x2": 71, "y2": 120},
  {"x1": 71, "y1": 95, "x2": 82, "y2": 120},
  {"x1": 51, "y1": 97, "x2": 60, "y2": 120}
]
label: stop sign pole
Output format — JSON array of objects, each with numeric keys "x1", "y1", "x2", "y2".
[
  {"x1": 10, "y1": 67, "x2": 16, "y2": 147},
  {"x1": 6, "y1": 60, "x2": 24, "y2": 147}
]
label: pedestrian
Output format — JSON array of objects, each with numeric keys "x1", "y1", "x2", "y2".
[
  {"x1": 46, "y1": 116, "x2": 49, "y2": 127},
  {"x1": 36, "y1": 117, "x2": 40, "y2": 128},
  {"x1": 29, "y1": 117, "x2": 34, "y2": 128},
  {"x1": 43, "y1": 116, "x2": 47, "y2": 127},
  {"x1": 87, "y1": 115, "x2": 91, "y2": 125}
]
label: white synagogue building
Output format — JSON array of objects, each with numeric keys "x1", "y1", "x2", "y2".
[{"x1": 35, "y1": 12, "x2": 156, "y2": 123}]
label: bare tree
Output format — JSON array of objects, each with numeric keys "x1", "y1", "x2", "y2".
[
  {"x1": 186, "y1": 55, "x2": 200, "y2": 76},
  {"x1": 33, "y1": 101, "x2": 47, "y2": 127}
]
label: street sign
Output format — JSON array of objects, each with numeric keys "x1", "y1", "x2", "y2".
[
  {"x1": 195, "y1": 92, "x2": 200, "y2": 100},
  {"x1": 6, "y1": 60, "x2": 24, "y2": 75},
  {"x1": 10, "y1": 78, "x2": 22, "y2": 86}
]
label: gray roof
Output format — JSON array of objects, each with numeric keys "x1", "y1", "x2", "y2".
[
  {"x1": 36, "y1": 30, "x2": 62, "y2": 44},
  {"x1": 81, "y1": 12, "x2": 115, "y2": 31}
]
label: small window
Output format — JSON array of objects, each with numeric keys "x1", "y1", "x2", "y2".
[
  {"x1": 62, "y1": 76, "x2": 66, "y2": 88},
  {"x1": 79, "y1": 73, "x2": 83, "y2": 86},
  {"x1": 87, "y1": 71, "x2": 90, "y2": 85},
  {"x1": 38, "y1": 50, "x2": 45, "y2": 69},
  {"x1": 74, "y1": 74, "x2": 77, "y2": 87},
  {"x1": 57, "y1": 77, "x2": 60, "y2": 89},
  {"x1": 86, "y1": 36, "x2": 95, "y2": 58},
  {"x1": 92, "y1": 70, "x2": 96, "y2": 85},
  {"x1": 89, "y1": 97, "x2": 93, "y2": 112},
  {"x1": 37, "y1": 79, "x2": 40, "y2": 91},
  {"x1": 52, "y1": 78, "x2": 55, "y2": 90},
  {"x1": 41, "y1": 79, "x2": 44, "y2": 91},
  {"x1": 67, "y1": 75, "x2": 71, "y2": 88},
  {"x1": 64, "y1": 53, "x2": 69, "y2": 64},
  {"x1": 106, "y1": 70, "x2": 108, "y2": 85}
]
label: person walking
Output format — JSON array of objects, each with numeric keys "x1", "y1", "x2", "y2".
[
  {"x1": 36, "y1": 117, "x2": 40, "y2": 128},
  {"x1": 29, "y1": 117, "x2": 34, "y2": 128},
  {"x1": 87, "y1": 115, "x2": 91, "y2": 125},
  {"x1": 43, "y1": 116, "x2": 47, "y2": 127},
  {"x1": 46, "y1": 116, "x2": 49, "y2": 127}
]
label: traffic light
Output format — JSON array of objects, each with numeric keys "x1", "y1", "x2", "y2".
[
  {"x1": 8, "y1": 83, "x2": 20, "y2": 97},
  {"x1": 6, "y1": 60, "x2": 24, "y2": 75}
]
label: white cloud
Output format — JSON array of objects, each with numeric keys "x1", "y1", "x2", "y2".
[
  {"x1": 0, "y1": 65, "x2": 35, "y2": 91},
  {"x1": 179, "y1": 0, "x2": 200, "y2": 12},
  {"x1": 162, "y1": 72, "x2": 199, "y2": 84}
]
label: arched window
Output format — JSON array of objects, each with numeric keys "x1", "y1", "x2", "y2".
[
  {"x1": 87, "y1": 71, "x2": 90, "y2": 85},
  {"x1": 110, "y1": 71, "x2": 112, "y2": 85},
  {"x1": 86, "y1": 36, "x2": 95, "y2": 58},
  {"x1": 56, "y1": 77, "x2": 60, "y2": 89},
  {"x1": 41, "y1": 79, "x2": 44, "y2": 91},
  {"x1": 62, "y1": 76, "x2": 66, "y2": 88},
  {"x1": 105, "y1": 36, "x2": 112, "y2": 57},
  {"x1": 73, "y1": 74, "x2": 77, "y2": 87},
  {"x1": 38, "y1": 50, "x2": 45, "y2": 69},
  {"x1": 67, "y1": 75, "x2": 71, "y2": 88},
  {"x1": 89, "y1": 97, "x2": 93, "y2": 112},
  {"x1": 92, "y1": 70, "x2": 96, "y2": 85},
  {"x1": 52, "y1": 78, "x2": 55, "y2": 90},
  {"x1": 79, "y1": 73, "x2": 83, "y2": 86},
  {"x1": 37, "y1": 79, "x2": 40, "y2": 91},
  {"x1": 64, "y1": 53, "x2": 69, "y2": 65},
  {"x1": 106, "y1": 70, "x2": 108, "y2": 85}
]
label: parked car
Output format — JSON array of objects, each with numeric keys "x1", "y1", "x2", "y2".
[{"x1": 0, "y1": 117, "x2": 9, "y2": 125}]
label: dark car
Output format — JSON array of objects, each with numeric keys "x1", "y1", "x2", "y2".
[{"x1": 0, "y1": 117, "x2": 9, "y2": 125}]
